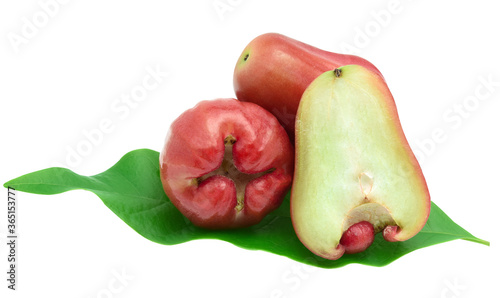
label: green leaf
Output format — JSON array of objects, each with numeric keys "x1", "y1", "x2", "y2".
[{"x1": 4, "y1": 149, "x2": 489, "y2": 268}]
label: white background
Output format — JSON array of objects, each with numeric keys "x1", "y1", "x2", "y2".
[{"x1": 1, "y1": 1, "x2": 499, "y2": 297}]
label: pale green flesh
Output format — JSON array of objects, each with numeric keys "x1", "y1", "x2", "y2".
[{"x1": 292, "y1": 65, "x2": 429, "y2": 259}]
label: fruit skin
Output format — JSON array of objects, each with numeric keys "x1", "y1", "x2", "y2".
[
  {"x1": 233, "y1": 33, "x2": 383, "y2": 140},
  {"x1": 291, "y1": 66, "x2": 430, "y2": 260},
  {"x1": 339, "y1": 221, "x2": 375, "y2": 254},
  {"x1": 160, "y1": 98, "x2": 294, "y2": 229}
]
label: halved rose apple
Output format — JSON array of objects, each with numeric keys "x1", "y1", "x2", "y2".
[{"x1": 291, "y1": 66, "x2": 430, "y2": 260}]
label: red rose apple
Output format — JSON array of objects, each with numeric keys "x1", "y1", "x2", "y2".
[
  {"x1": 233, "y1": 33, "x2": 383, "y2": 140},
  {"x1": 160, "y1": 98, "x2": 294, "y2": 229}
]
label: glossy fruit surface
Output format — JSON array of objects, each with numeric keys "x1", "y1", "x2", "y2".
[
  {"x1": 160, "y1": 98, "x2": 294, "y2": 229},
  {"x1": 234, "y1": 33, "x2": 382, "y2": 139},
  {"x1": 339, "y1": 221, "x2": 375, "y2": 254},
  {"x1": 291, "y1": 66, "x2": 430, "y2": 260}
]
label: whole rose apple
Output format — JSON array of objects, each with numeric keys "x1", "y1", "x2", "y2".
[
  {"x1": 233, "y1": 33, "x2": 383, "y2": 140},
  {"x1": 160, "y1": 98, "x2": 294, "y2": 229}
]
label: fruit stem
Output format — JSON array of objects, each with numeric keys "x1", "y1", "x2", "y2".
[{"x1": 334, "y1": 68, "x2": 342, "y2": 78}]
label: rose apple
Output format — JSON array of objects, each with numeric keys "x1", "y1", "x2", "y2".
[
  {"x1": 233, "y1": 33, "x2": 383, "y2": 140},
  {"x1": 160, "y1": 98, "x2": 294, "y2": 229},
  {"x1": 291, "y1": 66, "x2": 430, "y2": 260}
]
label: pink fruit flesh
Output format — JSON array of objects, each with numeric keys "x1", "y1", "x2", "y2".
[{"x1": 339, "y1": 221, "x2": 375, "y2": 254}]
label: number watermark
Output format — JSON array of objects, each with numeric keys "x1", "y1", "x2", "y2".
[{"x1": 6, "y1": 187, "x2": 18, "y2": 290}]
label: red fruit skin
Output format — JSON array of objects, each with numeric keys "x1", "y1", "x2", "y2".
[
  {"x1": 339, "y1": 221, "x2": 375, "y2": 254},
  {"x1": 382, "y1": 225, "x2": 400, "y2": 242},
  {"x1": 159, "y1": 98, "x2": 294, "y2": 229},
  {"x1": 233, "y1": 33, "x2": 383, "y2": 140}
]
